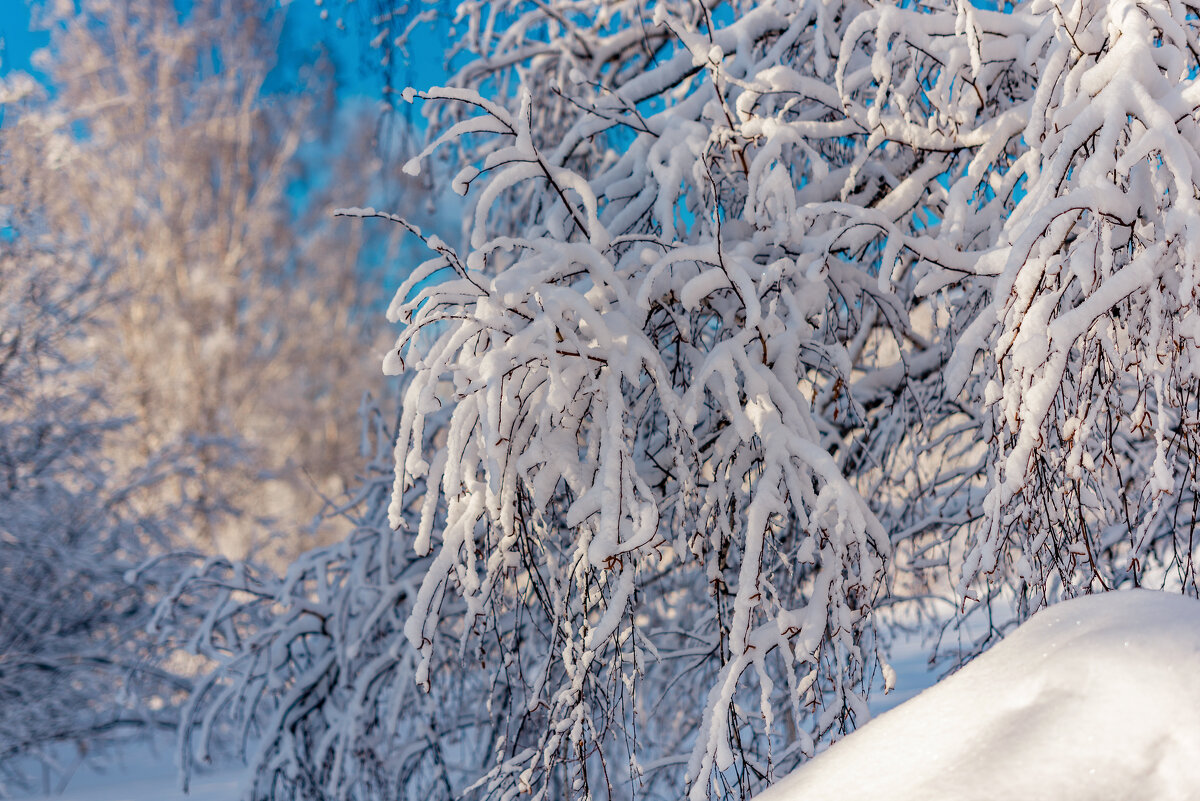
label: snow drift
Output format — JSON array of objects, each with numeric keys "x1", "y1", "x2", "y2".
[{"x1": 757, "y1": 590, "x2": 1200, "y2": 801}]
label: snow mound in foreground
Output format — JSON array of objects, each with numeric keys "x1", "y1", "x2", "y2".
[{"x1": 757, "y1": 589, "x2": 1200, "y2": 801}]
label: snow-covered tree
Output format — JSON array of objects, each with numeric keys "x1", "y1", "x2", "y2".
[
  {"x1": 946, "y1": 0, "x2": 1200, "y2": 614},
  {"x1": 165, "y1": 0, "x2": 1200, "y2": 798}
]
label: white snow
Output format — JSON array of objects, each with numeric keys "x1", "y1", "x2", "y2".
[
  {"x1": 18, "y1": 739, "x2": 244, "y2": 801},
  {"x1": 757, "y1": 589, "x2": 1200, "y2": 801},
  {"x1": 30, "y1": 770, "x2": 243, "y2": 801}
]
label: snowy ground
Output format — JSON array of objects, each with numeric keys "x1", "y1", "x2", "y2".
[
  {"x1": 19, "y1": 740, "x2": 243, "y2": 801},
  {"x1": 758, "y1": 589, "x2": 1200, "y2": 801},
  {"x1": 32, "y1": 591, "x2": 1194, "y2": 801},
  {"x1": 34, "y1": 769, "x2": 243, "y2": 801}
]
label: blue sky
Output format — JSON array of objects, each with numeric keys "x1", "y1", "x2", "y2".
[
  {"x1": 0, "y1": 0, "x2": 48, "y2": 78},
  {"x1": 0, "y1": 0, "x2": 448, "y2": 95}
]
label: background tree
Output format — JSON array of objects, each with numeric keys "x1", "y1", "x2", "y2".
[
  {"x1": 0, "y1": 0, "x2": 417, "y2": 788},
  {"x1": 23, "y1": 0, "x2": 387, "y2": 558},
  {"x1": 0, "y1": 86, "x2": 192, "y2": 792}
]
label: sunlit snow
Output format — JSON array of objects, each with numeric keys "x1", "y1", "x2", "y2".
[{"x1": 758, "y1": 590, "x2": 1200, "y2": 801}]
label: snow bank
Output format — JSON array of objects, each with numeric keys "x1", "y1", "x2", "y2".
[{"x1": 757, "y1": 590, "x2": 1200, "y2": 801}]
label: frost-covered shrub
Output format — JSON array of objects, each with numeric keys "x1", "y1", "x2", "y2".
[
  {"x1": 150, "y1": 400, "x2": 468, "y2": 801},
  {"x1": 0, "y1": 134, "x2": 192, "y2": 791}
]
